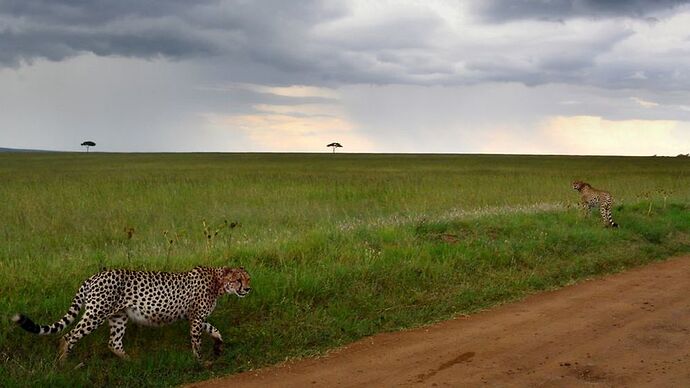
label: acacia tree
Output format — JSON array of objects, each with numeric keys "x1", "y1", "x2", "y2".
[
  {"x1": 81, "y1": 141, "x2": 96, "y2": 153},
  {"x1": 327, "y1": 142, "x2": 342, "y2": 153}
]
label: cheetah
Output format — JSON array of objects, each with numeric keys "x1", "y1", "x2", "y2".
[
  {"x1": 12, "y1": 266, "x2": 251, "y2": 362},
  {"x1": 572, "y1": 180, "x2": 619, "y2": 227}
]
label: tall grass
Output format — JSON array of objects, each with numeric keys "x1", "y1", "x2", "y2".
[{"x1": 1, "y1": 153, "x2": 689, "y2": 386}]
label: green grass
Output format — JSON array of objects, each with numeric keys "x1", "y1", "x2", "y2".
[{"x1": 1, "y1": 153, "x2": 689, "y2": 387}]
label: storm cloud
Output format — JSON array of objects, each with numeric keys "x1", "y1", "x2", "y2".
[
  {"x1": 0, "y1": 1, "x2": 341, "y2": 67},
  {"x1": 1, "y1": 0, "x2": 689, "y2": 89}
]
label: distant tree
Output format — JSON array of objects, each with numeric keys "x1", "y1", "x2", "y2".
[
  {"x1": 327, "y1": 142, "x2": 343, "y2": 153},
  {"x1": 81, "y1": 141, "x2": 96, "y2": 153}
]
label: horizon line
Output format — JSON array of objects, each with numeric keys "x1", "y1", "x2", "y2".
[{"x1": 1, "y1": 147, "x2": 688, "y2": 158}]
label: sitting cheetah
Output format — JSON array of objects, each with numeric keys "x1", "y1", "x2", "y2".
[
  {"x1": 12, "y1": 266, "x2": 251, "y2": 361},
  {"x1": 572, "y1": 180, "x2": 619, "y2": 227}
]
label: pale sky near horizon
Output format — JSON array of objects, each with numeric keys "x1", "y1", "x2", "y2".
[{"x1": 2, "y1": 0, "x2": 690, "y2": 155}]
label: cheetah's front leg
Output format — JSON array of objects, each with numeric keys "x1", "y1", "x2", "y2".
[
  {"x1": 580, "y1": 199, "x2": 591, "y2": 218},
  {"x1": 189, "y1": 318, "x2": 204, "y2": 361}
]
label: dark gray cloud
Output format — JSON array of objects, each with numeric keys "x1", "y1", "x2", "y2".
[
  {"x1": 0, "y1": 0, "x2": 209, "y2": 25},
  {"x1": 0, "y1": 24, "x2": 218, "y2": 66},
  {"x1": 1, "y1": 0, "x2": 690, "y2": 92},
  {"x1": 475, "y1": 0, "x2": 690, "y2": 22},
  {"x1": 0, "y1": 0, "x2": 344, "y2": 66},
  {"x1": 0, "y1": 1, "x2": 220, "y2": 66}
]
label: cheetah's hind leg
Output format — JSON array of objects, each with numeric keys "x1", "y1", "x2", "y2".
[
  {"x1": 60, "y1": 309, "x2": 107, "y2": 362},
  {"x1": 108, "y1": 312, "x2": 130, "y2": 359}
]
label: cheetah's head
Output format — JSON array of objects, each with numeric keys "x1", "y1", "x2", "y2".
[
  {"x1": 572, "y1": 180, "x2": 586, "y2": 191},
  {"x1": 220, "y1": 267, "x2": 252, "y2": 298}
]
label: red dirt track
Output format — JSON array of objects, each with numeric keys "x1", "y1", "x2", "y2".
[{"x1": 191, "y1": 256, "x2": 690, "y2": 387}]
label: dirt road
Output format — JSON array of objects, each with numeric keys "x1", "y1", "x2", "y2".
[{"x1": 191, "y1": 256, "x2": 690, "y2": 387}]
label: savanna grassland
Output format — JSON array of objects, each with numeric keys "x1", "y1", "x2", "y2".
[{"x1": 1, "y1": 152, "x2": 689, "y2": 387}]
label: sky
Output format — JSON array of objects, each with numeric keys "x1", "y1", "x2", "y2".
[{"x1": 1, "y1": 0, "x2": 690, "y2": 155}]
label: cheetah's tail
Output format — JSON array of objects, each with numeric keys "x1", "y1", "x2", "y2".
[
  {"x1": 605, "y1": 207, "x2": 619, "y2": 228},
  {"x1": 12, "y1": 280, "x2": 91, "y2": 335}
]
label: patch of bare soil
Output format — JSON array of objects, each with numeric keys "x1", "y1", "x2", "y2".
[{"x1": 190, "y1": 256, "x2": 690, "y2": 387}]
